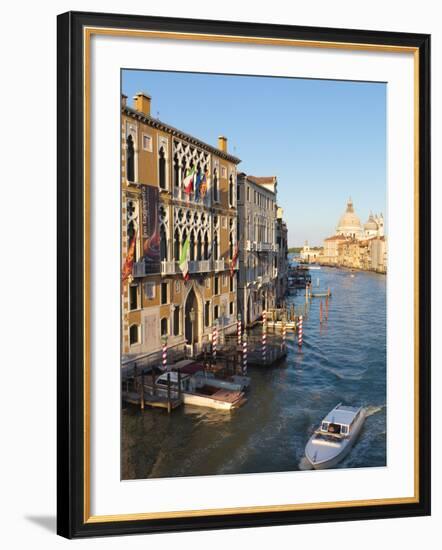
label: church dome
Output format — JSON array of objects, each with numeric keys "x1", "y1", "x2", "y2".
[
  {"x1": 336, "y1": 198, "x2": 362, "y2": 236},
  {"x1": 364, "y1": 213, "x2": 378, "y2": 231}
]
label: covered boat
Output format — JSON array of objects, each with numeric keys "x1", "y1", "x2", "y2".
[{"x1": 305, "y1": 404, "x2": 366, "y2": 469}]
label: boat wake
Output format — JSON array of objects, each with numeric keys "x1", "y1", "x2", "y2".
[
  {"x1": 298, "y1": 456, "x2": 313, "y2": 470},
  {"x1": 364, "y1": 405, "x2": 385, "y2": 417}
]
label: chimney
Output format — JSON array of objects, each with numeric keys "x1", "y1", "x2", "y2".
[
  {"x1": 218, "y1": 135, "x2": 227, "y2": 153},
  {"x1": 133, "y1": 92, "x2": 151, "y2": 116}
]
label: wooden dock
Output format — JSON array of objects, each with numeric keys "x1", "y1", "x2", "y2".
[{"x1": 122, "y1": 391, "x2": 183, "y2": 411}]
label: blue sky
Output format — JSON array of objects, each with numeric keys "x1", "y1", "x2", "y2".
[{"x1": 122, "y1": 70, "x2": 386, "y2": 247}]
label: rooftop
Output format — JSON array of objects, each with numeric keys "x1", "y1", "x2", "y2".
[{"x1": 123, "y1": 104, "x2": 241, "y2": 165}]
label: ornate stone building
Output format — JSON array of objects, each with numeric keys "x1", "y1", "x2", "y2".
[
  {"x1": 275, "y1": 207, "x2": 288, "y2": 305},
  {"x1": 237, "y1": 173, "x2": 278, "y2": 326},
  {"x1": 121, "y1": 92, "x2": 241, "y2": 358}
]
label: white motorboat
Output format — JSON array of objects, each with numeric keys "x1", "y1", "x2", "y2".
[
  {"x1": 152, "y1": 372, "x2": 246, "y2": 410},
  {"x1": 305, "y1": 404, "x2": 366, "y2": 469}
]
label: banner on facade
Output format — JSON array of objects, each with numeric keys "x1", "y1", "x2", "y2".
[{"x1": 141, "y1": 184, "x2": 160, "y2": 274}]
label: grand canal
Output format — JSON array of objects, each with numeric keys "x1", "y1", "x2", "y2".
[{"x1": 122, "y1": 266, "x2": 386, "y2": 479}]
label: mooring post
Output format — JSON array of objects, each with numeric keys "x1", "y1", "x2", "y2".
[
  {"x1": 326, "y1": 295, "x2": 329, "y2": 320},
  {"x1": 298, "y1": 315, "x2": 303, "y2": 348},
  {"x1": 262, "y1": 310, "x2": 267, "y2": 364},
  {"x1": 320, "y1": 299, "x2": 323, "y2": 324},
  {"x1": 140, "y1": 373, "x2": 145, "y2": 411},
  {"x1": 167, "y1": 372, "x2": 171, "y2": 414}
]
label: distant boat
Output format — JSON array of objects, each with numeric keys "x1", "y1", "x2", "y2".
[
  {"x1": 309, "y1": 266, "x2": 321, "y2": 270},
  {"x1": 305, "y1": 404, "x2": 366, "y2": 469}
]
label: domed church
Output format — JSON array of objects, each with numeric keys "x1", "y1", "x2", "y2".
[
  {"x1": 336, "y1": 198, "x2": 384, "y2": 240},
  {"x1": 336, "y1": 198, "x2": 363, "y2": 239}
]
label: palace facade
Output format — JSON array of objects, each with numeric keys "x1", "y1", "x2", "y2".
[
  {"x1": 121, "y1": 92, "x2": 241, "y2": 358},
  {"x1": 237, "y1": 173, "x2": 278, "y2": 326},
  {"x1": 275, "y1": 207, "x2": 288, "y2": 305}
]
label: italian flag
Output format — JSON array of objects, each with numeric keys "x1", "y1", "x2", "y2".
[
  {"x1": 179, "y1": 235, "x2": 190, "y2": 280},
  {"x1": 183, "y1": 166, "x2": 196, "y2": 195}
]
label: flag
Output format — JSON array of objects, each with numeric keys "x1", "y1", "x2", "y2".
[
  {"x1": 199, "y1": 171, "x2": 208, "y2": 199},
  {"x1": 183, "y1": 166, "x2": 195, "y2": 195},
  {"x1": 179, "y1": 235, "x2": 190, "y2": 280},
  {"x1": 230, "y1": 243, "x2": 239, "y2": 277},
  {"x1": 122, "y1": 231, "x2": 136, "y2": 283},
  {"x1": 194, "y1": 171, "x2": 202, "y2": 201}
]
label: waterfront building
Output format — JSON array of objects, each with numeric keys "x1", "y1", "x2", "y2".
[
  {"x1": 237, "y1": 173, "x2": 278, "y2": 326},
  {"x1": 300, "y1": 241, "x2": 321, "y2": 263},
  {"x1": 275, "y1": 207, "x2": 288, "y2": 305},
  {"x1": 320, "y1": 198, "x2": 387, "y2": 273},
  {"x1": 121, "y1": 92, "x2": 241, "y2": 358}
]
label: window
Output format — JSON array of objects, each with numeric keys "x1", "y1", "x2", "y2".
[
  {"x1": 214, "y1": 305, "x2": 219, "y2": 320},
  {"x1": 144, "y1": 282, "x2": 155, "y2": 300},
  {"x1": 223, "y1": 274, "x2": 227, "y2": 287},
  {"x1": 126, "y1": 135, "x2": 135, "y2": 182},
  {"x1": 247, "y1": 186, "x2": 250, "y2": 202},
  {"x1": 321, "y1": 422, "x2": 328, "y2": 432},
  {"x1": 222, "y1": 216, "x2": 227, "y2": 229},
  {"x1": 229, "y1": 175, "x2": 234, "y2": 206},
  {"x1": 158, "y1": 147, "x2": 166, "y2": 190},
  {"x1": 229, "y1": 301, "x2": 234, "y2": 315},
  {"x1": 214, "y1": 276, "x2": 219, "y2": 295},
  {"x1": 161, "y1": 317, "x2": 168, "y2": 336},
  {"x1": 160, "y1": 225, "x2": 167, "y2": 261},
  {"x1": 221, "y1": 166, "x2": 227, "y2": 178},
  {"x1": 175, "y1": 280, "x2": 181, "y2": 293},
  {"x1": 213, "y1": 169, "x2": 218, "y2": 202},
  {"x1": 142, "y1": 134, "x2": 152, "y2": 152},
  {"x1": 229, "y1": 276, "x2": 234, "y2": 292},
  {"x1": 161, "y1": 282, "x2": 168, "y2": 304},
  {"x1": 129, "y1": 285, "x2": 138, "y2": 310},
  {"x1": 341, "y1": 425, "x2": 349, "y2": 435},
  {"x1": 205, "y1": 301, "x2": 210, "y2": 327},
  {"x1": 173, "y1": 307, "x2": 180, "y2": 336},
  {"x1": 129, "y1": 324, "x2": 139, "y2": 345},
  {"x1": 237, "y1": 182, "x2": 240, "y2": 202}
]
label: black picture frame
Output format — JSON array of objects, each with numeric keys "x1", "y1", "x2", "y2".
[{"x1": 57, "y1": 10, "x2": 431, "y2": 539}]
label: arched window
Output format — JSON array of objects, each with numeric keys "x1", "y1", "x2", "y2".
[
  {"x1": 190, "y1": 230, "x2": 195, "y2": 261},
  {"x1": 212, "y1": 169, "x2": 218, "y2": 202},
  {"x1": 126, "y1": 135, "x2": 135, "y2": 182},
  {"x1": 213, "y1": 233, "x2": 219, "y2": 260},
  {"x1": 229, "y1": 175, "x2": 234, "y2": 206},
  {"x1": 129, "y1": 324, "x2": 139, "y2": 345},
  {"x1": 204, "y1": 233, "x2": 209, "y2": 260},
  {"x1": 196, "y1": 231, "x2": 202, "y2": 261},
  {"x1": 173, "y1": 307, "x2": 180, "y2": 336},
  {"x1": 159, "y1": 147, "x2": 166, "y2": 189},
  {"x1": 174, "y1": 228, "x2": 180, "y2": 261},
  {"x1": 229, "y1": 233, "x2": 233, "y2": 259},
  {"x1": 160, "y1": 224, "x2": 167, "y2": 261},
  {"x1": 161, "y1": 318, "x2": 168, "y2": 336},
  {"x1": 173, "y1": 154, "x2": 180, "y2": 187}
]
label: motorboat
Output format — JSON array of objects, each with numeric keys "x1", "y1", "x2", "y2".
[
  {"x1": 151, "y1": 372, "x2": 246, "y2": 410},
  {"x1": 305, "y1": 404, "x2": 366, "y2": 469}
]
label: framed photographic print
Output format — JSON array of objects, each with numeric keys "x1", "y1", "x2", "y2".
[{"x1": 57, "y1": 11, "x2": 431, "y2": 538}]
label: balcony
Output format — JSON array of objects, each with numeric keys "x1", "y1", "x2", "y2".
[
  {"x1": 172, "y1": 186, "x2": 211, "y2": 207},
  {"x1": 133, "y1": 259, "x2": 223, "y2": 277},
  {"x1": 213, "y1": 259, "x2": 225, "y2": 271},
  {"x1": 246, "y1": 241, "x2": 278, "y2": 253}
]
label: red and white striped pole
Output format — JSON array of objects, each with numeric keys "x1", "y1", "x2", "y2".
[
  {"x1": 320, "y1": 299, "x2": 323, "y2": 324},
  {"x1": 242, "y1": 335, "x2": 248, "y2": 375},
  {"x1": 282, "y1": 323, "x2": 287, "y2": 351},
  {"x1": 212, "y1": 323, "x2": 218, "y2": 362},
  {"x1": 162, "y1": 336, "x2": 168, "y2": 370},
  {"x1": 262, "y1": 310, "x2": 267, "y2": 362},
  {"x1": 237, "y1": 314, "x2": 242, "y2": 347},
  {"x1": 298, "y1": 315, "x2": 303, "y2": 348}
]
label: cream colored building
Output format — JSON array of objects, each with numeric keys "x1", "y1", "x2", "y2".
[{"x1": 237, "y1": 173, "x2": 278, "y2": 326}]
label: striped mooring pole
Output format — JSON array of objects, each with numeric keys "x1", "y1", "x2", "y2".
[
  {"x1": 162, "y1": 336, "x2": 168, "y2": 370},
  {"x1": 298, "y1": 315, "x2": 303, "y2": 348},
  {"x1": 212, "y1": 323, "x2": 218, "y2": 361},
  {"x1": 320, "y1": 299, "x2": 323, "y2": 324},
  {"x1": 282, "y1": 323, "x2": 287, "y2": 351},
  {"x1": 237, "y1": 314, "x2": 242, "y2": 346},
  {"x1": 262, "y1": 310, "x2": 267, "y2": 362},
  {"x1": 242, "y1": 335, "x2": 248, "y2": 375}
]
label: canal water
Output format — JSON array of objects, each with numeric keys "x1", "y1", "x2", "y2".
[{"x1": 122, "y1": 266, "x2": 386, "y2": 480}]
